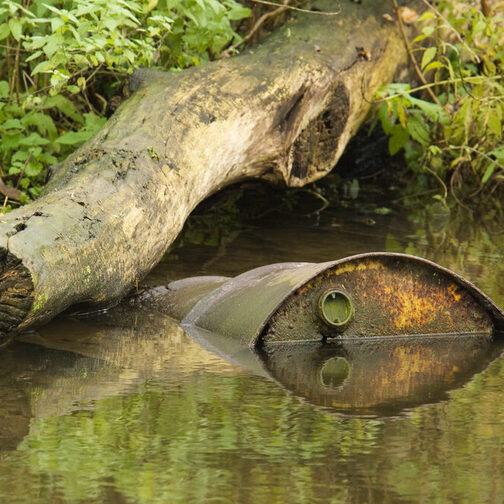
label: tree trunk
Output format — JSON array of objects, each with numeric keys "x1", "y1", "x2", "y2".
[{"x1": 0, "y1": 0, "x2": 416, "y2": 335}]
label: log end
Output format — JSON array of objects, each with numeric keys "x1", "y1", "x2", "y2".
[{"x1": 0, "y1": 248, "x2": 33, "y2": 342}]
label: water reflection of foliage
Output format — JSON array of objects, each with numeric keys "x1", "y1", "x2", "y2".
[
  {"x1": 0, "y1": 353, "x2": 503, "y2": 503},
  {"x1": 386, "y1": 203, "x2": 504, "y2": 308}
]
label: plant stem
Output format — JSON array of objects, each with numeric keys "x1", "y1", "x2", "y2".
[
  {"x1": 448, "y1": 145, "x2": 504, "y2": 172},
  {"x1": 391, "y1": 0, "x2": 441, "y2": 105},
  {"x1": 220, "y1": 2, "x2": 289, "y2": 58},
  {"x1": 374, "y1": 75, "x2": 502, "y2": 103},
  {"x1": 418, "y1": 0, "x2": 480, "y2": 63},
  {"x1": 248, "y1": 0, "x2": 341, "y2": 16},
  {"x1": 424, "y1": 164, "x2": 448, "y2": 199}
]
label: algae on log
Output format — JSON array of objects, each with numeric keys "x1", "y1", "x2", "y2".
[{"x1": 0, "y1": 0, "x2": 414, "y2": 335}]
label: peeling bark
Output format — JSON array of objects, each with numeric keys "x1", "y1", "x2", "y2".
[{"x1": 0, "y1": 0, "x2": 416, "y2": 335}]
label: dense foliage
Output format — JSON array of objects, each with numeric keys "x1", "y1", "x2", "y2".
[
  {"x1": 375, "y1": 1, "x2": 504, "y2": 206},
  {"x1": 2, "y1": 0, "x2": 503, "y2": 213},
  {"x1": 0, "y1": 0, "x2": 250, "y2": 208}
]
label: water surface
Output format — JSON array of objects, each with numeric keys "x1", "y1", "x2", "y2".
[{"x1": 1, "y1": 206, "x2": 504, "y2": 504}]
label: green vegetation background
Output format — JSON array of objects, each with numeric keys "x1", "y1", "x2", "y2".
[
  {"x1": 0, "y1": 0, "x2": 503, "y2": 213},
  {"x1": 0, "y1": 0, "x2": 250, "y2": 207}
]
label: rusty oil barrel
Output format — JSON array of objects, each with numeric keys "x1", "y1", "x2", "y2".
[{"x1": 144, "y1": 252, "x2": 504, "y2": 346}]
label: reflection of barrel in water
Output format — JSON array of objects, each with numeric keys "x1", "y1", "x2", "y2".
[{"x1": 256, "y1": 335, "x2": 503, "y2": 416}]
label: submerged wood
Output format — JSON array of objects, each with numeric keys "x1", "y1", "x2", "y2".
[{"x1": 0, "y1": 0, "x2": 414, "y2": 334}]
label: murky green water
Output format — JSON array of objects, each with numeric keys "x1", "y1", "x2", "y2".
[{"x1": 1, "y1": 206, "x2": 504, "y2": 503}]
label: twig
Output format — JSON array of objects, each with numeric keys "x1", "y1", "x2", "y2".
[
  {"x1": 219, "y1": 0, "x2": 341, "y2": 58},
  {"x1": 481, "y1": 0, "x2": 491, "y2": 17},
  {"x1": 418, "y1": 0, "x2": 481, "y2": 63},
  {"x1": 0, "y1": 44, "x2": 28, "y2": 52},
  {"x1": 449, "y1": 145, "x2": 504, "y2": 172},
  {"x1": 423, "y1": 164, "x2": 447, "y2": 199},
  {"x1": 391, "y1": 0, "x2": 441, "y2": 105},
  {"x1": 302, "y1": 188, "x2": 329, "y2": 215},
  {"x1": 9, "y1": 39, "x2": 22, "y2": 104},
  {"x1": 82, "y1": 89, "x2": 98, "y2": 114},
  {"x1": 450, "y1": 168, "x2": 472, "y2": 211},
  {"x1": 6, "y1": 38, "x2": 11, "y2": 101},
  {"x1": 85, "y1": 63, "x2": 104, "y2": 84},
  {"x1": 22, "y1": 70, "x2": 36, "y2": 94},
  {"x1": 248, "y1": 0, "x2": 341, "y2": 16},
  {"x1": 373, "y1": 75, "x2": 502, "y2": 103},
  {"x1": 220, "y1": 2, "x2": 289, "y2": 58},
  {"x1": 15, "y1": 149, "x2": 33, "y2": 189},
  {"x1": 391, "y1": 188, "x2": 437, "y2": 203}
]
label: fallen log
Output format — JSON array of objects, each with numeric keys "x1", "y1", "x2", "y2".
[{"x1": 0, "y1": 0, "x2": 416, "y2": 335}]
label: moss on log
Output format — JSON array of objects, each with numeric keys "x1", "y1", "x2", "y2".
[{"x1": 0, "y1": 0, "x2": 416, "y2": 335}]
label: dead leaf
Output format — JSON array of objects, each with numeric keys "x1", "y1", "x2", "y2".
[
  {"x1": 0, "y1": 178, "x2": 21, "y2": 201},
  {"x1": 356, "y1": 46, "x2": 372, "y2": 61},
  {"x1": 398, "y1": 7, "x2": 418, "y2": 25}
]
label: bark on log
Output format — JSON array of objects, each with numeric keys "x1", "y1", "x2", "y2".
[{"x1": 0, "y1": 0, "x2": 416, "y2": 335}]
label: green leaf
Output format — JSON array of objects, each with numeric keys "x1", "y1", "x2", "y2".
[
  {"x1": 42, "y1": 95, "x2": 83, "y2": 122},
  {"x1": 67, "y1": 85, "x2": 81, "y2": 94},
  {"x1": 388, "y1": 125, "x2": 410, "y2": 155},
  {"x1": 407, "y1": 116, "x2": 430, "y2": 146},
  {"x1": 11, "y1": 151, "x2": 30, "y2": 163},
  {"x1": 423, "y1": 61, "x2": 445, "y2": 73},
  {"x1": 374, "y1": 207, "x2": 392, "y2": 215},
  {"x1": 8, "y1": 166, "x2": 21, "y2": 175},
  {"x1": 25, "y1": 50, "x2": 43, "y2": 62},
  {"x1": 83, "y1": 113, "x2": 106, "y2": 131},
  {"x1": 482, "y1": 163, "x2": 496, "y2": 184},
  {"x1": 412, "y1": 34, "x2": 427, "y2": 44},
  {"x1": 25, "y1": 162, "x2": 43, "y2": 177},
  {"x1": 31, "y1": 60, "x2": 55, "y2": 74},
  {"x1": 348, "y1": 178, "x2": 359, "y2": 199},
  {"x1": 1, "y1": 118, "x2": 24, "y2": 130},
  {"x1": 418, "y1": 11, "x2": 435, "y2": 21},
  {"x1": 473, "y1": 18, "x2": 486, "y2": 35},
  {"x1": 51, "y1": 16, "x2": 65, "y2": 32},
  {"x1": 56, "y1": 131, "x2": 92, "y2": 146},
  {"x1": 8, "y1": 18, "x2": 22, "y2": 41},
  {"x1": 421, "y1": 47, "x2": 437, "y2": 71},
  {"x1": 396, "y1": 101, "x2": 407, "y2": 128},
  {"x1": 377, "y1": 103, "x2": 393, "y2": 135},
  {"x1": 224, "y1": 0, "x2": 251, "y2": 20},
  {"x1": 19, "y1": 133, "x2": 50, "y2": 146},
  {"x1": 22, "y1": 112, "x2": 57, "y2": 137},
  {"x1": 26, "y1": 36, "x2": 47, "y2": 49},
  {"x1": 487, "y1": 109, "x2": 501, "y2": 137},
  {"x1": 0, "y1": 23, "x2": 10, "y2": 41},
  {"x1": 489, "y1": 149, "x2": 504, "y2": 161},
  {"x1": 42, "y1": 34, "x2": 61, "y2": 58},
  {"x1": 19, "y1": 177, "x2": 31, "y2": 189},
  {"x1": 0, "y1": 81, "x2": 10, "y2": 99},
  {"x1": 1, "y1": 133, "x2": 22, "y2": 149},
  {"x1": 409, "y1": 97, "x2": 444, "y2": 120}
]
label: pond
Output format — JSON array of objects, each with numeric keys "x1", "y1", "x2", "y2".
[{"x1": 1, "y1": 202, "x2": 504, "y2": 504}]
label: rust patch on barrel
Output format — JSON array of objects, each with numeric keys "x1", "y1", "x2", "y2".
[{"x1": 262, "y1": 256, "x2": 493, "y2": 343}]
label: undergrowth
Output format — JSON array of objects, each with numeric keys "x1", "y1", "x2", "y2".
[
  {"x1": 0, "y1": 0, "x2": 250, "y2": 209},
  {"x1": 374, "y1": 0, "x2": 504, "y2": 208},
  {"x1": 2, "y1": 0, "x2": 503, "y2": 217}
]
